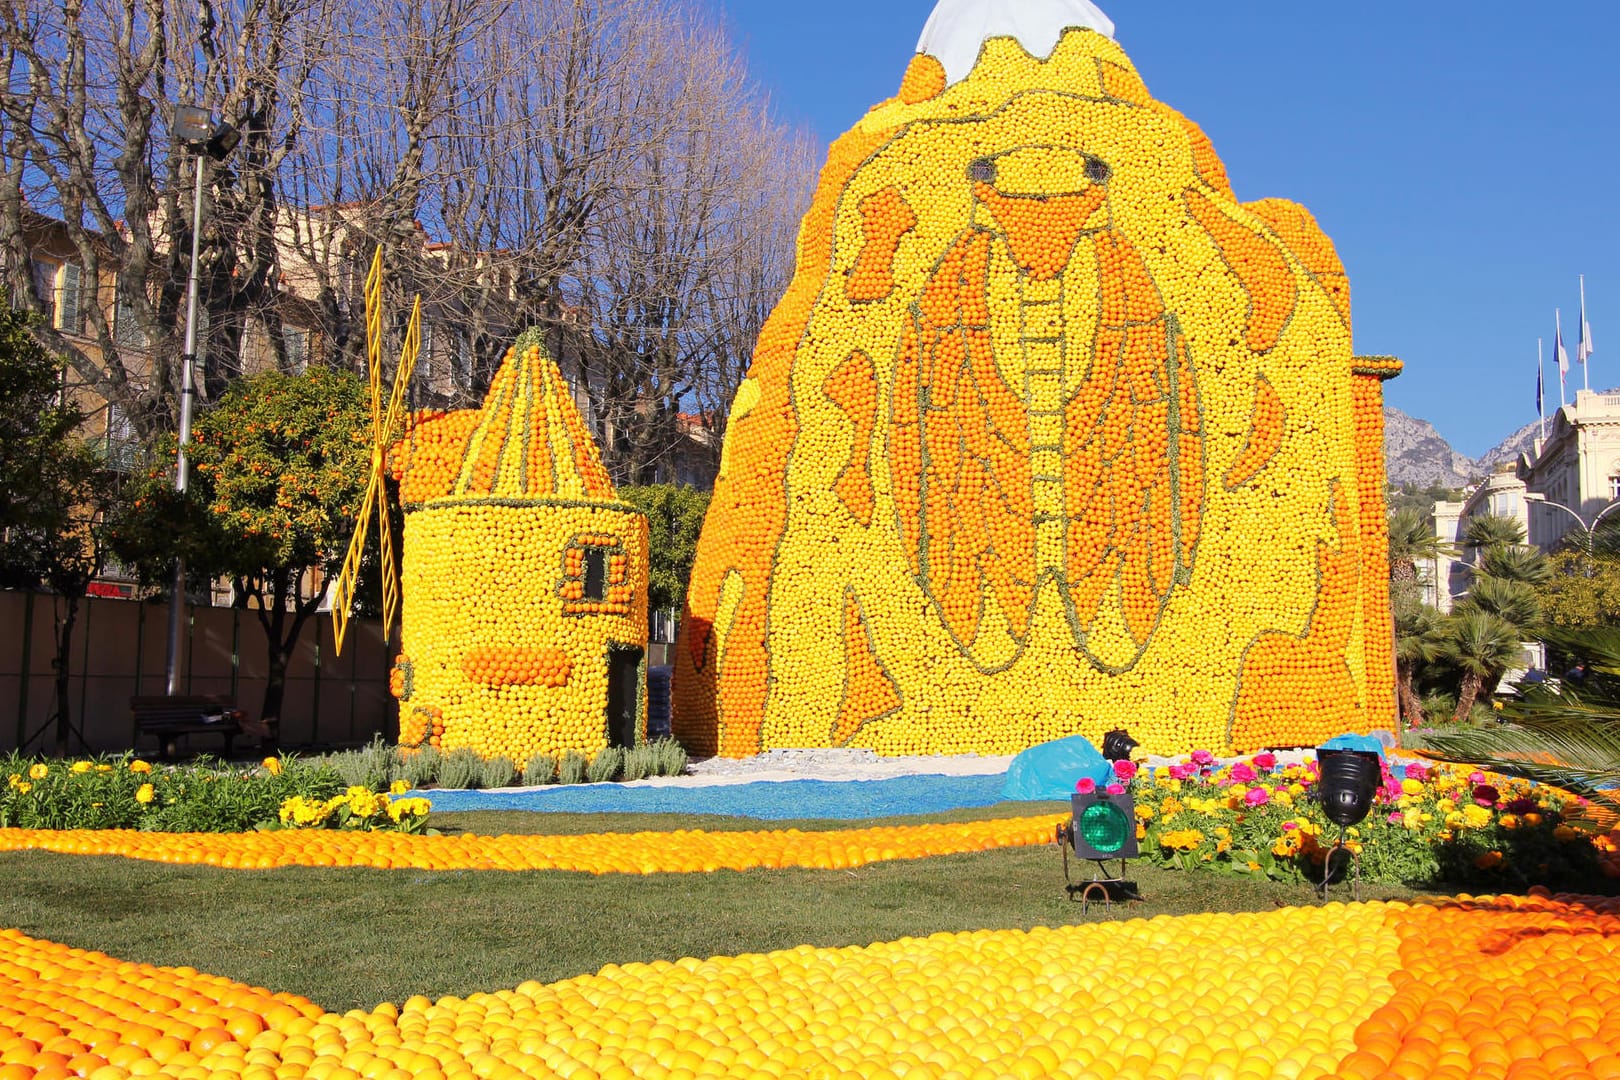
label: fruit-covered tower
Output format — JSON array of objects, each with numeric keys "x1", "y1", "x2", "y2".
[
  {"x1": 674, "y1": 0, "x2": 1396, "y2": 756},
  {"x1": 389, "y1": 341, "x2": 650, "y2": 762}
]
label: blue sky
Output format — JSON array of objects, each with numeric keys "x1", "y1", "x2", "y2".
[{"x1": 717, "y1": 0, "x2": 1617, "y2": 459}]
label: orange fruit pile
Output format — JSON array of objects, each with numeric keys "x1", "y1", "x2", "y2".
[
  {"x1": 673, "y1": 25, "x2": 1398, "y2": 758},
  {"x1": 387, "y1": 344, "x2": 650, "y2": 763},
  {"x1": 3, "y1": 893, "x2": 1619, "y2": 1080},
  {"x1": 0, "y1": 816, "x2": 1065, "y2": 874}
]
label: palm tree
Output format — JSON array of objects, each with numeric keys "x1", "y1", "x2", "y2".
[
  {"x1": 1415, "y1": 626, "x2": 1620, "y2": 825},
  {"x1": 1462, "y1": 513, "x2": 1526, "y2": 552},
  {"x1": 1459, "y1": 575, "x2": 1540, "y2": 632},
  {"x1": 1477, "y1": 543, "x2": 1551, "y2": 586},
  {"x1": 1388, "y1": 506, "x2": 1453, "y2": 586},
  {"x1": 1393, "y1": 586, "x2": 1442, "y2": 727},
  {"x1": 1438, "y1": 609, "x2": 1524, "y2": 724}
]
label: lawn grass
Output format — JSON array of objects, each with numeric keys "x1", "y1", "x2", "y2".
[{"x1": 0, "y1": 805, "x2": 1429, "y2": 1012}]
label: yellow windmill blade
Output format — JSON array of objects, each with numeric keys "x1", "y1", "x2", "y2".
[{"x1": 330, "y1": 249, "x2": 420, "y2": 655}]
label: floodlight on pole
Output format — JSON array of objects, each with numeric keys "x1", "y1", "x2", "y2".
[
  {"x1": 163, "y1": 104, "x2": 238, "y2": 698},
  {"x1": 1522, "y1": 493, "x2": 1620, "y2": 566}
]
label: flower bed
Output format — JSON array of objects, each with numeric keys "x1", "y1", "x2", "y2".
[
  {"x1": 1134, "y1": 752, "x2": 1607, "y2": 889},
  {"x1": 2, "y1": 892, "x2": 1618, "y2": 1080},
  {"x1": 0, "y1": 754, "x2": 427, "y2": 835}
]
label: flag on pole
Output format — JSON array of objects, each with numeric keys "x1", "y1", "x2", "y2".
[
  {"x1": 1556, "y1": 309, "x2": 1570, "y2": 406},
  {"x1": 1579, "y1": 275, "x2": 1595, "y2": 365},
  {"x1": 1537, "y1": 343, "x2": 1545, "y2": 415}
]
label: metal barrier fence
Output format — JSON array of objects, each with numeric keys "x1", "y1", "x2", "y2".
[{"x1": 0, "y1": 590, "x2": 397, "y2": 756}]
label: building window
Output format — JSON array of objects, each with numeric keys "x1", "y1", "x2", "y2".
[
  {"x1": 115, "y1": 288, "x2": 148, "y2": 348},
  {"x1": 54, "y1": 262, "x2": 83, "y2": 334},
  {"x1": 284, "y1": 327, "x2": 310, "y2": 371},
  {"x1": 106, "y1": 403, "x2": 140, "y2": 472},
  {"x1": 558, "y1": 533, "x2": 634, "y2": 616}
]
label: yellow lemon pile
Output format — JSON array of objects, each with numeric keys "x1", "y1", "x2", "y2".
[
  {"x1": 674, "y1": 27, "x2": 1397, "y2": 758},
  {"x1": 4, "y1": 893, "x2": 1620, "y2": 1080},
  {"x1": 388, "y1": 343, "x2": 650, "y2": 764}
]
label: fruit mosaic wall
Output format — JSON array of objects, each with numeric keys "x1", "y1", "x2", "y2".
[
  {"x1": 388, "y1": 343, "x2": 650, "y2": 762},
  {"x1": 675, "y1": 27, "x2": 1397, "y2": 757}
]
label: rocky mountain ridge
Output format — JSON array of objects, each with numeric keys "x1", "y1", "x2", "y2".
[{"x1": 1384, "y1": 390, "x2": 1619, "y2": 489}]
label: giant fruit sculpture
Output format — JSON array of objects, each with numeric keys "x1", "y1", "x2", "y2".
[
  {"x1": 389, "y1": 342, "x2": 650, "y2": 763},
  {"x1": 674, "y1": 2, "x2": 1396, "y2": 757}
]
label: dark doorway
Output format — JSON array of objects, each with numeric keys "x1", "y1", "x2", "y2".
[{"x1": 606, "y1": 647, "x2": 643, "y2": 749}]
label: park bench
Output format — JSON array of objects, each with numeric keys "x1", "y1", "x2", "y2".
[{"x1": 130, "y1": 695, "x2": 247, "y2": 759}]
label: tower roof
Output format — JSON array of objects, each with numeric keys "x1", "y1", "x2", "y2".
[{"x1": 916, "y1": 0, "x2": 1115, "y2": 87}]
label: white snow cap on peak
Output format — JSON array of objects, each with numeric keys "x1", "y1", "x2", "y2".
[{"x1": 916, "y1": 0, "x2": 1115, "y2": 87}]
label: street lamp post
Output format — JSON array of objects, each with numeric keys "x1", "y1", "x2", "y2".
[
  {"x1": 163, "y1": 105, "x2": 239, "y2": 697},
  {"x1": 1522, "y1": 493, "x2": 1620, "y2": 564}
]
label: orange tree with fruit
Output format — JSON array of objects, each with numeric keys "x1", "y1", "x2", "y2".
[
  {"x1": 675, "y1": 20, "x2": 1395, "y2": 757},
  {"x1": 388, "y1": 338, "x2": 650, "y2": 763}
]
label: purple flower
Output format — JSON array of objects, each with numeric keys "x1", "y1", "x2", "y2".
[
  {"x1": 1106, "y1": 782, "x2": 1126, "y2": 796},
  {"x1": 1075, "y1": 777, "x2": 1096, "y2": 794},
  {"x1": 1505, "y1": 796, "x2": 1538, "y2": 816},
  {"x1": 1473, "y1": 784, "x2": 1500, "y2": 808},
  {"x1": 1113, "y1": 759, "x2": 1139, "y2": 782},
  {"x1": 1231, "y1": 763, "x2": 1257, "y2": 783},
  {"x1": 1244, "y1": 787, "x2": 1269, "y2": 807}
]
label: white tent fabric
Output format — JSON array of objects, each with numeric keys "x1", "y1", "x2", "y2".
[{"x1": 916, "y1": 0, "x2": 1116, "y2": 87}]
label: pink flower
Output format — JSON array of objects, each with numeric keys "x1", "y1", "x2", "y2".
[
  {"x1": 1231, "y1": 763, "x2": 1257, "y2": 783},
  {"x1": 1167, "y1": 764, "x2": 1194, "y2": 781},
  {"x1": 1075, "y1": 777, "x2": 1096, "y2": 794},
  {"x1": 1252, "y1": 753, "x2": 1277, "y2": 770},
  {"x1": 1106, "y1": 782, "x2": 1126, "y2": 796},
  {"x1": 1282, "y1": 821, "x2": 1298, "y2": 831},
  {"x1": 1113, "y1": 759, "x2": 1138, "y2": 781},
  {"x1": 1191, "y1": 750, "x2": 1214, "y2": 766},
  {"x1": 1244, "y1": 787, "x2": 1269, "y2": 807},
  {"x1": 1469, "y1": 771, "x2": 1487, "y2": 785},
  {"x1": 1404, "y1": 763, "x2": 1429, "y2": 782},
  {"x1": 1473, "y1": 784, "x2": 1500, "y2": 808},
  {"x1": 1387, "y1": 811, "x2": 1404, "y2": 824}
]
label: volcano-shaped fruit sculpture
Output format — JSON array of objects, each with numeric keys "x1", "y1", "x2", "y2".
[
  {"x1": 388, "y1": 341, "x2": 650, "y2": 763},
  {"x1": 674, "y1": 1, "x2": 1397, "y2": 757}
]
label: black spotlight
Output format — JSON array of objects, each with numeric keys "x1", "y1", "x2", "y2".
[
  {"x1": 1316, "y1": 748, "x2": 1380, "y2": 828},
  {"x1": 1101, "y1": 728, "x2": 1139, "y2": 763},
  {"x1": 1315, "y1": 747, "x2": 1381, "y2": 901}
]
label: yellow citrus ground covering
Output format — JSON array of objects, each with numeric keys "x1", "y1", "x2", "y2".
[
  {"x1": 3, "y1": 893, "x2": 1620, "y2": 1080},
  {"x1": 387, "y1": 343, "x2": 651, "y2": 763},
  {"x1": 0, "y1": 817, "x2": 1064, "y2": 874},
  {"x1": 675, "y1": 27, "x2": 1398, "y2": 759}
]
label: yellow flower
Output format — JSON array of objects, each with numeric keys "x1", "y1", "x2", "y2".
[
  {"x1": 28, "y1": 764, "x2": 48, "y2": 781},
  {"x1": 1400, "y1": 778, "x2": 1424, "y2": 796},
  {"x1": 129, "y1": 760, "x2": 152, "y2": 774},
  {"x1": 71, "y1": 761, "x2": 93, "y2": 774},
  {"x1": 262, "y1": 757, "x2": 283, "y2": 776},
  {"x1": 95, "y1": 764, "x2": 112, "y2": 772},
  {"x1": 1523, "y1": 812, "x2": 1544, "y2": 827},
  {"x1": 7, "y1": 774, "x2": 20, "y2": 789},
  {"x1": 1461, "y1": 805, "x2": 1492, "y2": 830},
  {"x1": 15, "y1": 782, "x2": 31, "y2": 795},
  {"x1": 1554, "y1": 824, "x2": 1581, "y2": 843},
  {"x1": 135, "y1": 783, "x2": 154, "y2": 805},
  {"x1": 389, "y1": 779, "x2": 411, "y2": 795},
  {"x1": 1475, "y1": 850, "x2": 1504, "y2": 869},
  {"x1": 1499, "y1": 813, "x2": 1519, "y2": 830}
]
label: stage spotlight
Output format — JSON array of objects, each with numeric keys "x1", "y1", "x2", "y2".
[
  {"x1": 1317, "y1": 748, "x2": 1380, "y2": 828},
  {"x1": 1070, "y1": 789, "x2": 1139, "y2": 860},
  {"x1": 1101, "y1": 728, "x2": 1139, "y2": 763}
]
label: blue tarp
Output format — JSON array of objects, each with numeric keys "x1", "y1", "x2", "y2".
[
  {"x1": 1321, "y1": 733, "x2": 1388, "y2": 758},
  {"x1": 1000, "y1": 735, "x2": 1113, "y2": 802},
  {"x1": 421, "y1": 772, "x2": 1009, "y2": 820}
]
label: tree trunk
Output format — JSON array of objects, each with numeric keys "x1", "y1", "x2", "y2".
[
  {"x1": 1453, "y1": 674, "x2": 1482, "y2": 725},
  {"x1": 51, "y1": 594, "x2": 79, "y2": 758},
  {"x1": 1396, "y1": 661, "x2": 1426, "y2": 728}
]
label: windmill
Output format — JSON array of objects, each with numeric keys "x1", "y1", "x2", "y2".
[{"x1": 330, "y1": 249, "x2": 421, "y2": 655}]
